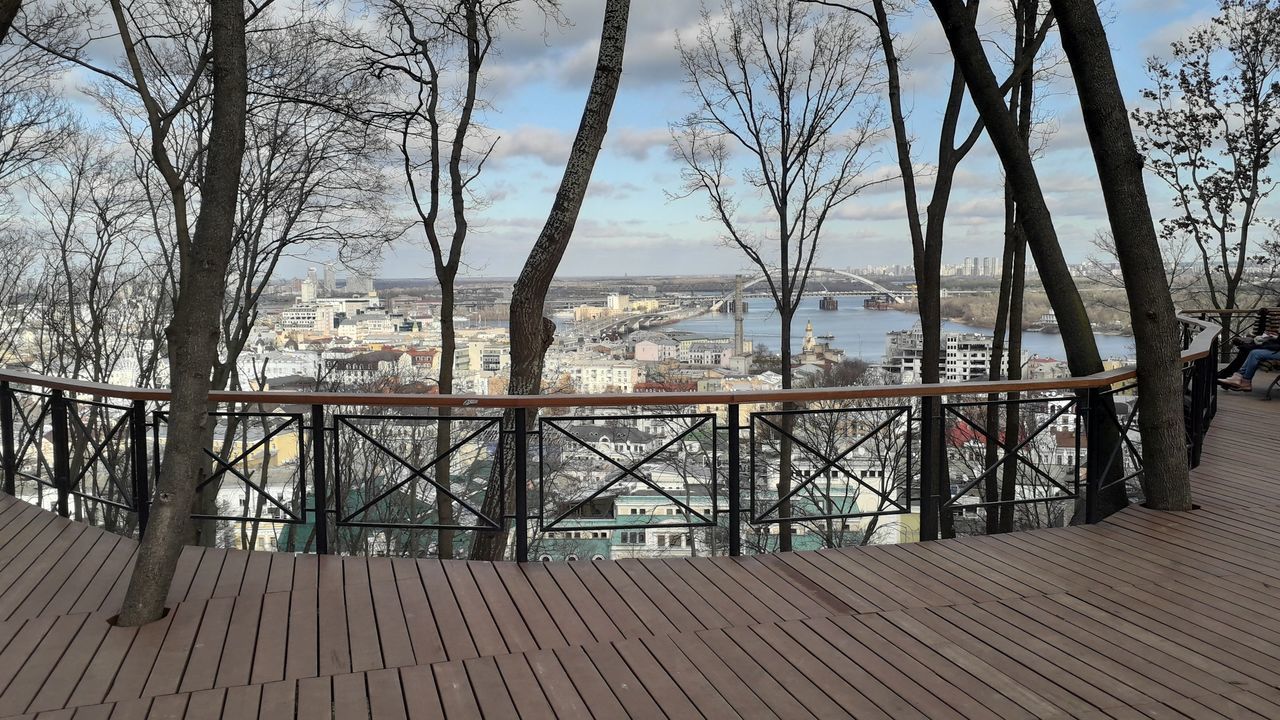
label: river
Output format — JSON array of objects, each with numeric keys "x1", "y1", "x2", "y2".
[{"x1": 665, "y1": 297, "x2": 1136, "y2": 363}]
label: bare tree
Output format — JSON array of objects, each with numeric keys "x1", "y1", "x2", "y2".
[
  {"x1": 470, "y1": 0, "x2": 630, "y2": 561},
  {"x1": 1134, "y1": 0, "x2": 1280, "y2": 328},
  {"x1": 0, "y1": 1, "x2": 68, "y2": 204},
  {"x1": 116, "y1": 0, "x2": 249, "y2": 627},
  {"x1": 673, "y1": 0, "x2": 882, "y2": 392},
  {"x1": 813, "y1": 0, "x2": 1052, "y2": 538},
  {"x1": 673, "y1": 0, "x2": 883, "y2": 549},
  {"x1": 356, "y1": 0, "x2": 523, "y2": 558}
]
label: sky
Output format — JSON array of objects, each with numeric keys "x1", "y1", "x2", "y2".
[{"x1": 280, "y1": 0, "x2": 1212, "y2": 280}]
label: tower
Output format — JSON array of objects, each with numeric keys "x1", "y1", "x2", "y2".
[
  {"x1": 733, "y1": 275, "x2": 745, "y2": 356},
  {"x1": 301, "y1": 267, "x2": 317, "y2": 302},
  {"x1": 322, "y1": 263, "x2": 336, "y2": 294}
]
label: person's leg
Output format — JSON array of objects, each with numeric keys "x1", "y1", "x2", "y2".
[
  {"x1": 1219, "y1": 346, "x2": 1250, "y2": 378},
  {"x1": 1241, "y1": 348, "x2": 1280, "y2": 380}
]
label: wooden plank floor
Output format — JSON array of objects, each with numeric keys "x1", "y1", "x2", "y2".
[{"x1": 0, "y1": 384, "x2": 1277, "y2": 718}]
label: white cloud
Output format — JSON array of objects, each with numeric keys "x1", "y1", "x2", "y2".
[
  {"x1": 608, "y1": 128, "x2": 671, "y2": 160},
  {"x1": 490, "y1": 125, "x2": 573, "y2": 166}
]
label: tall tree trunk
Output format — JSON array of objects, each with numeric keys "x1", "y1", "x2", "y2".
[
  {"x1": 931, "y1": 0, "x2": 1101, "y2": 377},
  {"x1": 0, "y1": 0, "x2": 18, "y2": 44},
  {"x1": 1048, "y1": 0, "x2": 1192, "y2": 510},
  {"x1": 984, "y1": 184, "x2": 1016, "y2": 535},
  {"x1": 778, "y1": 308, "x2": 792, "y2": 551},
  {"x1": 867, "y1": 0, "x2": 953, "y2": 541},
  {"x1": 932, "y1": 0, "x2": 1127, "y2": 520},
  {"x1": 116, "y1": 0, "x2": 248, "y2": 626},
  {"x1": 999, "y1": 223, "x2": 1026, "y2": 533},
  {"x1": 469, "y1": 0, "x2": 629, "y2": 561},
  {"x1": 435, "y1": 295, "x2": 455, "y2": 558}
]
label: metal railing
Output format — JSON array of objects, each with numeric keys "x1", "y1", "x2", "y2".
[{"x1": 0, "y1": 314, "x2": 1224, "y2": 561}]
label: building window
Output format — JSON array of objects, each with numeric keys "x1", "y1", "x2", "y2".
[
  {"x1": 619, "y1": 531, "x2": 646, "y2": 545},
  {"x1": 566, "y1": 554, "x2": 578, "y2": 562},
  {"x1": 538, "y1": 554, "x2": 552, "y2": 562}
]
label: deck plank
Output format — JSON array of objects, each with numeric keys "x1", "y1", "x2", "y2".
[{"x1": 0, "y1": 388, "x2": 1275, "y2": 718}]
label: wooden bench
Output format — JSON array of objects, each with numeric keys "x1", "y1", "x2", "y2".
[{"x1": 1245, "y1": 308, "x2": 1280, "y2": 400}]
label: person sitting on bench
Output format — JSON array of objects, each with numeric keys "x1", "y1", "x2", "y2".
[{"x1": 1219, "y1": 331, "x2": 1280, "y2": 392}]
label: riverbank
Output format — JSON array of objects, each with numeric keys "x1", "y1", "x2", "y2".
[
  {"x1": 667, "y1": 299, "x2": 1137, "y2": 362},
  {"x1": 896, "y1": 288, "x2": 1134, "y2": 335}
]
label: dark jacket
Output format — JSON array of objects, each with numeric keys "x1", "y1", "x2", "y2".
[{"x1": 1250, "y1": 335, "x2": 1280, "y2": 352}]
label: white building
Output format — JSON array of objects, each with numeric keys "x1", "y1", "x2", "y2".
[
  {"x1": 567, "y1": 359, "x2": 643, "y2": 394},
  {"x1": 300, "y1": 268, "x2": 318, "y2": 302},
  {"x1": 884, "y1": 326, "x2": 995, "y2": 383}
]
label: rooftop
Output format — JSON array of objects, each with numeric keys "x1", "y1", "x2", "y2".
[{"x1": 0, "y1": 383, "x2": 1276, "y2": 718}]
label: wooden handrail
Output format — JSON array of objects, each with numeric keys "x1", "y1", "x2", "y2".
[
  {"x1": 1182, "y1": 307, "x2": 1280, "y2": 316},
  {"x1": 0, "y1": 315, "x2": 1220, "y2": 409}
]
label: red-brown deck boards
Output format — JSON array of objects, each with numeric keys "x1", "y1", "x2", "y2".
[
  {"x1": 365, "y1": 558, "x2": 416, "y2": 669},
  {"x1": 212, "y1": 594, "x2": 261, "y2": 689},
  {"x1": 177, "y1": 597, "x2": 235, "y2": 694},
  {"x1": 390, "y1": 559, "x2": 448, "y2": 665},
  {"x1": 340, "y1": 557, "x2": 383, "y2": 673},
  {"x1": 0, "y1": 387, "x2": 1276, "y2": 718},
  {"x1": 283, "y1": 559, "x2": 318, "y2": 681}
]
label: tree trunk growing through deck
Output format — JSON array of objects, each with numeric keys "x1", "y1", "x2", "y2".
[
  {"x1": 469, "y1": 0, "x2": 629, "y2": 561},
  {"x1": 116, "y1": 0, "x2": 247, "y2": 626},
  {"x1": 1049, "y1": 0, "x2": 1193, "y2": 510},
  {"x1": 931, "y1": 0, "x2": 1128, "y2": 517}
]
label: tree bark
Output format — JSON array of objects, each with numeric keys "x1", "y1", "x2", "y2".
[
  {"x1": 1048, "y1": 0, "x2": 1192, "y2": 510},
  {"x1": 116, "y1": 0, "x2": 247, "y2": 626},
  {"x1": 932, "y1": 0, "x2": 1130, "y2": 518},
  {"x1": 435, "y1": 299, "x2": 455, "y2": 558},
  {"x1": 1000, "y1": 225, "x2": 1026, "y2": 533},
  {"x1": 0, "y1": 0, "x2": 18, "y2": 44},
  {"x1": 931, "y1": 0, "x2": 1102, "y2": 377},
  {"x1": 469, "y1": 0, "x2": 629, "y2": 561}
]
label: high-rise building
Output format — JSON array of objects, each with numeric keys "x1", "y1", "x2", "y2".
[
  {"x1": 300, "y1": 267, "x2": 318, "y2": 302},
  {"x1": 322, "y1": 264, "x2": 337, "y2": 294},
  {"x1": 883, "y1": 325, "x2": 995, "y2": 383}
]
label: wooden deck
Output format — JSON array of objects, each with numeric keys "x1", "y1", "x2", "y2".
[{"x1": 0, "y1": 387, "x2": 1277, "y2": 719}]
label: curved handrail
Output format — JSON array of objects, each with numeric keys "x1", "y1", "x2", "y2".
[
  {"x1": 0, "y1": 314, "x2": 1222, "y2": 409},
  {"x1": 1182, "y1": 307, "x2": 1279, "y2": 315}
]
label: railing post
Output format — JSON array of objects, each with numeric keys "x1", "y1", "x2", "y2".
[
  {"x1": 130, "y1": 400, "x2": 150, "y2": 533},
  {"x1": 50, "y1": 390, "x2": 70, "y2": 518},
  {"x1": 919, "y1": 396, "x2": 940, "y2": 542},
  {"x1": 1188, "y1": 334, "x2": 1217, "y2": 469},
  {"x1": 514, "y1": 408, "x2": 529, "y2": 563},
  {"x1": 1083, "y1": 387, "x2": 1103, "y2": 524},
  {"x1": 727, "y1": 403, "x2": 741, "y2": 557},
  {"x1": 1, "y1": 382, "x2": 14, "y2": 497},
  {"x1": 311, "y1": 404, "x2": 328, "y2": 555},
  {"x1": 1208, "y1": 334, "x2": 1219, "y2": 420}
]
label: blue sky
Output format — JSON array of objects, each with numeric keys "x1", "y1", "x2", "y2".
[{"x1": 288, "y1": 0, "x2": 1210, "y2": 280}]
